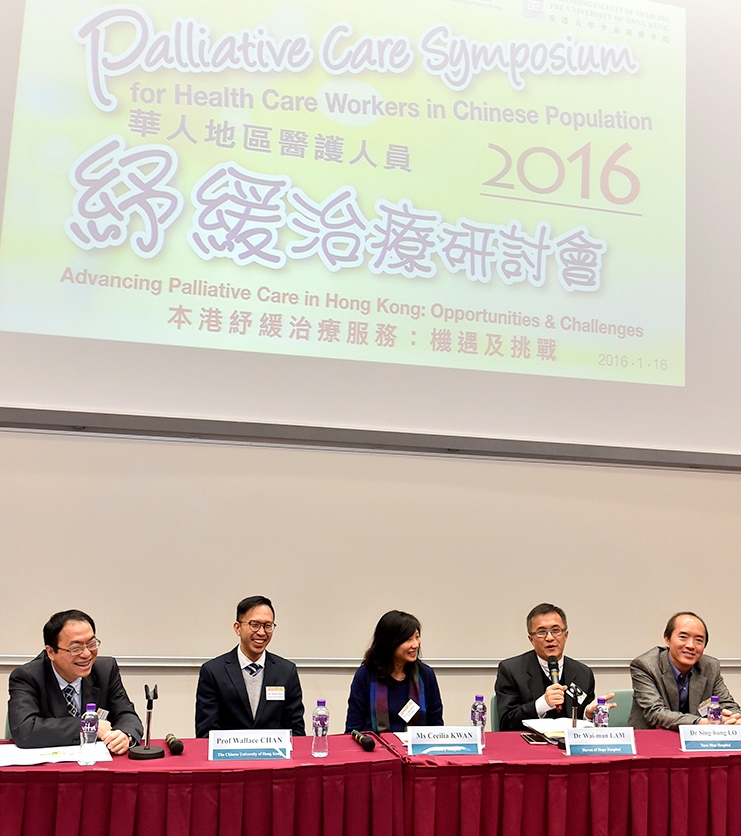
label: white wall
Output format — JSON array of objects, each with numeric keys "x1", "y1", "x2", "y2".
[{"x1": 2, "y1": 428, "x2": 741, "y2": 735}]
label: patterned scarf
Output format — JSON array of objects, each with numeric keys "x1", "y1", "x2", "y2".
[{"x1": 370, "y1": 666, "x2": 425, "y2": 732}]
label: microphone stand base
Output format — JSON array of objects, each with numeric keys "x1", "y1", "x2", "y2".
[{"x1": 128, "y1": 745, "x2": 165, "y2": 760}]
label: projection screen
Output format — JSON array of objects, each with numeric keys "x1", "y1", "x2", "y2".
[{"x1": 0, "y1": 0, "x2": 738, "y2": 462}]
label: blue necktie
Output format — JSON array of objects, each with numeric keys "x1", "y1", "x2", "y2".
[{"x1": 677, "y1": 673, "x2": 689, "y2": 713}]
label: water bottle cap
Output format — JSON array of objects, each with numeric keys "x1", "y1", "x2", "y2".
[
  {"x1": 475, "y1": 695, "x2": 484, "y2": 702},
  {"x1": 597, "y1": 697, "x2": 606, "y2": 704},
  {"x1": 85, "y1": 704, "x2": 97, "y2": 712},
  {"x1": 711, "y1": 695, "x2": 720, "y2": 702},
  {"x1": 317, "y1": 699, "x2": 326, "y2": 707}
]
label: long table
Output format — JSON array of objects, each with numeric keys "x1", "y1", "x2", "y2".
[
  {"x1": 389, "y1": 729, "x2": 741, "y2": 836},
  {"x1": 3, "y1": 731, "x2": 741, "y2": 836},
  {"x1": 0, "y1": 735, "x2": 403, "y2": 836}
]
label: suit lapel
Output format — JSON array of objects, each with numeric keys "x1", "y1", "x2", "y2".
[
  {"x1": 659, "y1": 652, "x2": 680, "y2": 711},
  {"x1": 688, "y1": 663, "x2": 707, "y2": 714},
  {"x1": 526, "y1": 652, "x2": 548, "y2": 701},
  {"x1": 226, "y1": 649, "x2": 255, "y2": 723},
  {"x1": 43, "y1": 657, "x2": 70, "y2": 718},
  {"x1": 254, "y1": 652, "x2": 276, "y2": 723},
  {"x1": 81, "y1": 669, "x2": 101, "y2": 714}
]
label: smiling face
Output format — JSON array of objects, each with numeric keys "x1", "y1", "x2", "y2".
[
  {"x1": 665, "y1": 614, "x2": 707, "y2": 673},
  {"x1": 46, "y1": 619, "x2": 98, "y2": 683},
  {"x1": 234, "y1": 604, "x2": 275, "y2": 662},
  {"x1": 528, "y1": 612, "x2": 569, "y2": 662},
  {"x1": 392, "y1": 630, "x2": 421, "y2": 671}
]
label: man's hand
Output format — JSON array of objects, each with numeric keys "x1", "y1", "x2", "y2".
[
  {"x1": 721, "y1": 709, "x2": 741, "y2": 725},
  {"x1": 584, "y1": 692, "x2": 617, "y2": 721},
  {"x1": 544, "y1": 683, "x2": 567, "y2": 708},
  {"x1": 101, "y1": 728, "x2": 132, "y2": 755},
  {"x1": 96, "y1": 718, "x2": 112, "y2": 740}
]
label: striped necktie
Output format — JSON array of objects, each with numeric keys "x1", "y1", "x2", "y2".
[
  {"x1": 245, "y1": 662, "x2": 262, "y2": 677},
  {"x1": 63, "y1": 684, "x2": 79, "y2": 717}
]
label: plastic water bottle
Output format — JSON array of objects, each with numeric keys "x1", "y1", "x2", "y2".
[
  {"x1": 593, "y1": 696, "x2": 610, "y2": 728},
  {"x1": 78, "y1": 703, "x2": 99, "y2": 766},
  {"x1": 311, "y1": 699, "x2": 329, "y2": 758},
  {"x1": 707, "y1": 695, "x2": 722, "y2": 724},
  {"x1": 470, "y1": 695, "x2": 487, "y2": 750}
]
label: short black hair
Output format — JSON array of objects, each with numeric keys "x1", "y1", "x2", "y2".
[
  {"x1": 526, "y1": 603, "x2": 568, "y2": 633},
  {"x1": 43, "y1": 610, "x2": 96, "y2": 648},
  {"x1": 363, "y1": 610, "x2": 422, "y2": 679},
  {"x1": 236, "y1": 596, "x2": 275, "y2": 621},
  {"x1": 664, "y1": 611, "x2": 709, "y2": 645}
]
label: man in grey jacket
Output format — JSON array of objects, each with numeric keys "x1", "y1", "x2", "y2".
[{"x1": 629, "y1": 611, "x2": 741, "y2": 730}]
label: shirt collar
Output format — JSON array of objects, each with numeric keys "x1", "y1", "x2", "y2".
[
  {"x1": 51, "y1": 664, "x2": 82, "y2": 693},
  {"x1": 667, "y1": 656, "x2": 691, "y2": 683},
  {"x1": 537, "y1": 654, "x2": 563, "y2": 678},
  {"x1": 237, "y1": 646, "x2": 266, "y2": 670}
]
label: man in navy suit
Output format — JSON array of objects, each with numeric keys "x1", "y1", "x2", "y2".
[
  {"x1": 8, "y1": 609, "x2": 142, "y2": 751},
  {"x1": 495, "y1": 602, "x2": 610, "y2": 732},
  {"x1": 195, "y1": 595, "x2": 305, "y2": 737}
]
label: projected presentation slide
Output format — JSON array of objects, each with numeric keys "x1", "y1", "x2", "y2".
[{"x1": 0, "y1": 0, "x2": 684, "y2": 386}]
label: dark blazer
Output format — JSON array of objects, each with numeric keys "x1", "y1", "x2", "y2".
[
  {"x1": 629, "y1": 646, "x2": 740, "y2": 730},
  {"x1": 8, "y1": 652, "x2": 143, "y2": 748},
  {"x1": 344, "y1": 661, "x2": 444, "y2": 733},
  {"x1": 495, "y1": 650, "x2": 596, "y2": 732},
  {"x1": 195, "y1": 647, "x2": 305, "y2": 737}
]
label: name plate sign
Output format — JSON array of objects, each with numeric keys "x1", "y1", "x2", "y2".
[
  {"x1": 564, "y1": 727, "x2": 636, "y2": 757},
  {"x1": 408, "y1": 726, "x2": 481, "y2": 756},
  {"x1": 680, "y1": 725, "x2": 741, "y2": 752},
  {"x1": 208, "y1": 729, "x2": 292, "y2": 760}
]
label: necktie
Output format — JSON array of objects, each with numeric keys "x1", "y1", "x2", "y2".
[
  {"x1": 245, "y1": 662, "x2": 262, "y2": 677},
  {"x1": 677, "y1": 673, "x2": 689, "y2": 713},
  {"x1": 63, "y1": 684, "x2": 79, "y2": 717}
]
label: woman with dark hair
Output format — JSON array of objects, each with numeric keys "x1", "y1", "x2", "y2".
[{"x1": 344, "y1": 610, "x2": 444, "y2": 733}]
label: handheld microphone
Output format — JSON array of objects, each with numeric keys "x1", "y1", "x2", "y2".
[
  {"x1": 350, "y1": 729, "x2": 375, "y2": 751},
  {"x1": 165, "y1": 733, "x2": 184, "y2": 755},
  {"x1": 547, "y1": 656, "x2": 562, "y2": 712}
]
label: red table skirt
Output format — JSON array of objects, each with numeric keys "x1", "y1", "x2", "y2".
[
  {"x1": 0, "y1": 735, "x2": 403, "y2": 836},
  {"x1": 395, "y1": 729, "x2": 741, "y2": 836},
  {"x1": 3, "y1": 731, "x2": 741, "y2": 836}
]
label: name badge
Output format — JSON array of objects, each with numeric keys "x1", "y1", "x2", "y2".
[
  {"x1": 398, "y1": 699, "x2": 420, "y2": 723},
  {"x1": 564, "y1": 727, "x2": 636, "y2": 757},
  {"x1": 409, "y1": 726, "x2": 481, "y2": 756},
  {"x1": 208, "y1": 729, "x2": 292, "y2": 760},
  {"x1": 266, "y1": 686, "x2": 285, "y2": 701},
  {"x1": 680, "y1": 725, "x2": 741, "y2": 751}
]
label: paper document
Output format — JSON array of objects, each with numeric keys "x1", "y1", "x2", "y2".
[
  {"x1": 0, "y1": 741, "x2": 112, "y2": 767},
  {"x1": 522, "y1": 718, "x2": 593, "y2": 739}
]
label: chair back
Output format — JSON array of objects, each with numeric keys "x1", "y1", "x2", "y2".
[
  {"x1": 609, "y1": 688, "x2": 633, "y2": 727},
  {"x1": 489, "y1": 694, "x2": 500, "y2": 732}
]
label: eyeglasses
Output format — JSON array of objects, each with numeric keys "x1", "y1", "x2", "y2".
[
  {"x1": 55, "y1": 638, "x2": 101, "y2": 656},
  {"x1": 239, "y1": 620, "x2": 276, "y2": 633},
  {"x1": 529, "y1": 627, "x2": 565, "y2": 639}
]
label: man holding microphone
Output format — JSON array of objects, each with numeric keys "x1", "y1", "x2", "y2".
[{"x1": 495, "y1": 602, "x2": 614, "y2": 731}]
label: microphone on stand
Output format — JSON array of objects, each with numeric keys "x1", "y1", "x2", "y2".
[
  {"x1": 128, "y1": 684, "x2": 165, "y2": 760},
  {"x1": 547, "y1": 656, "x2": 562, "y2": 712}
]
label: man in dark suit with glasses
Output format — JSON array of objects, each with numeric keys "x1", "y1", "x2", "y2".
[
  {"x1": 8, "y1": 608, "x2": 142, "y2": 751},
  {"x1": 495, "y1": 602, "x2": 612, "y2": 732},
  {"x1": 195, "y1": 595, "x2": 305, "y2": 737}
]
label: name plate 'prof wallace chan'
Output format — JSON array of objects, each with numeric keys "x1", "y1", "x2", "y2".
[{"x1": 208, "y1": 729, "x2": 292, "y2": 760}]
